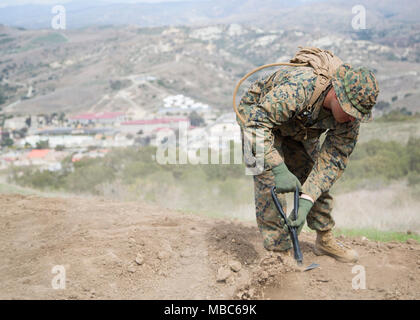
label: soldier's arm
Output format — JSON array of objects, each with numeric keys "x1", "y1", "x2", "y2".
[
  {"x1": 240, "y1": 82, "x2": 303, "y2": 170},
  {"x1": 301, "y1": 120, "x2": 360, "y2": 201}
]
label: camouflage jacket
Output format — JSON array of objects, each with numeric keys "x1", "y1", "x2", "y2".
[{"x1": 237, "y1": 66, "x2": 360, "y2": 201}]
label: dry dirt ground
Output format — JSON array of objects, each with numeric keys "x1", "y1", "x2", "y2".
[{"x1": 0, "y1": 193, "x2": 419, "y2": 300}]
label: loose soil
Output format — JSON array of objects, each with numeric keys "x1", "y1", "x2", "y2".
[{"x1": 0, "y1": 194, "x2": 419, "y2": 300}]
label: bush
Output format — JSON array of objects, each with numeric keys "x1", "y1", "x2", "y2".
[
  {"x1": 12, "y1": 138, "x2": 419, "y2": 205},
  {"x1": 375, "y1": 101, "x2": 390, "y2": 111},
  {"x1": 0, "y1": 90, "x2": 6, "y2": 105},
  {"x1": 407, "y1": 137, "x2": 420, "y2": 173},
  {"x1": 11, "y1": 167, "x2": 63, "y2": 190},
  {"x1": 408, "y1": 173, "x2": 420, "y2": 186},
  {"x1": 188, "y1": 111, "x2": 205, "y2": 127},
  {"x1": 339, "y1": 138, "x2": 419, "y2": 191},
  {"x1": 344, "y1": 141, "x2": 397, "y2": 179},
  {"x1": 1, "y1": 137, "x2": 13, "y2": 147},
  {"x1": 121, "y1": 161, "x2": 157, "y2": 184},
  {"x1": 27, "y1": 170, "x2": 62, "y2": 190},
  {"x1": 63, "y1": 163, "x2": 115, "y2": 194},
  {"x1": 376, "y1": 108, "x2": 419, "y2": 122},
  {"x1": 35, "y1": 140, "x2": 49, "y2": 149}
]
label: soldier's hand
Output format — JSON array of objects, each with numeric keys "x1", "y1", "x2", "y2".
[
  {"x1": 272, "y1": 163, "x2": 302, "y2": 194},
  {"x1": 288, "y1": 198, "x2": 313, "y2": 235}
]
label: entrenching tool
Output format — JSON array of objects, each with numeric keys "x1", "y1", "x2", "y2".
[{"x1": 270, "y1": 186, "x2": 320, "y2": 272}]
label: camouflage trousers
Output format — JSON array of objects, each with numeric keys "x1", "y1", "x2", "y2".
[{"x1": 252, "y1": 136, "x2": 335, "y2": 252}]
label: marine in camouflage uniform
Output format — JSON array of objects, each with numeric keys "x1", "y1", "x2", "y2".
[{"x1": 237, "y1": 64, "x2": 379, "y2": 255}]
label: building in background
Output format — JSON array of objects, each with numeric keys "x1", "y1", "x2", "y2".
[
  {"x1": 120, "y1": 117, "x2": 190, "y2": 135},
  {"x1": 69, "y1": 112, "x2": 126, "y2": 126}
]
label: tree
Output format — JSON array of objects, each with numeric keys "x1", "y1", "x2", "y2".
[
  {"x1": 188, "y1": 111, "x2": 205, "y2": 127},
  {"x1": 0, "y1": 93, "x2": 6, "y2": 105},
  {"x1": 1, "y1": 137, "x2": 13, "y2": 147},
  {"x1": 58, "y1": 112, "x2": 65, "y2": 124},
  {"x1": 110, "y1": 80, "x2": 122, "y2": 91},
  {"x1": 0, "y1": 86, "x2": 6, "y2": 105},
  {"x1": 35, "y1": 140, "x2": 49, "y2": 149},
  {"x1": 375, "y1": 101, "x2": 390, "y2": 111},
  {"x1": 407, "y1": 137, "x2": 420, "y2": 173}
]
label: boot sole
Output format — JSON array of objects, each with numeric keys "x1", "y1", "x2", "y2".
[{"x1": 314, "y1": 245, "x2": 359, "y2": 263}]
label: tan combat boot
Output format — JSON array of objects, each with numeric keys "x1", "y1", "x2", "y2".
[{"x1": 314, "y1": 230, "x2": 359, "y2": 263}]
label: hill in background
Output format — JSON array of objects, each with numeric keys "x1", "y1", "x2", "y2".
[{"x1": 0, "y1": 0, "x2": 419, "y2": 116}]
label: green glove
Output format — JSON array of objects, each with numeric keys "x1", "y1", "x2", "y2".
[
  {"x1": 272, "y1": 163, "x2": 302, "y2": 194},
  {"x1": 288, "y1": 198, "x2": 313, "y2": 235}
]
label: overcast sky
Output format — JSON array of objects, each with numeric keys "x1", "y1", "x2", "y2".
[{"x1": 0, "y1": 0, "x2": 195, "y2": 8}]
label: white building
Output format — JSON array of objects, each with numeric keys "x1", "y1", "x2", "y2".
[
  {"x1": 19, "y1": 135, "x2": 96, "y2": 148},
  {"x1": 163, "y1": 94, "x2": 210, "y2": 110},
  {"x1": 4, "y1": 117, "x2": 28, "y2": 131}
]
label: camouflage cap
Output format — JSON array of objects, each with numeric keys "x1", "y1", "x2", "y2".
[{"x1": 331, "y1": 64, "x2": 379, "y2": 123}]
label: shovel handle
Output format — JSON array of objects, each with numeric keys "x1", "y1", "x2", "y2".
[{"x1": 271, "y1": 186, "x2": 303, "y2": 265}]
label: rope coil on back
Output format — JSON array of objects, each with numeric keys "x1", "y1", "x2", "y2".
[
  {"x1": 233, "y1": 47, "x2": 343, "y2": 125},
  {"x1": 233, "y1": 62, "x2": 308, "y2": 124}
]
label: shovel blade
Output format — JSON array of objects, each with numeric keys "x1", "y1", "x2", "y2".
[{"x1": 304, "y1": 263, "x2": 320, "y2": 272}]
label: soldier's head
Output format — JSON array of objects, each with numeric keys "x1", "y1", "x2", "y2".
[
  {"x1": 324, "y1": 87, "x2": 356, "y2": 123},
  {"x1": 328, "y1": 64, "x2": 379, "y2": 123}
]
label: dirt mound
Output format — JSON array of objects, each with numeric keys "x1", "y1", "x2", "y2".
[
  {"x1": 0, "y1": 194, "x2": 419, "y2": 300},
  {"x1": 207, "y1": 222, "x2": 261, "y2": 265}
]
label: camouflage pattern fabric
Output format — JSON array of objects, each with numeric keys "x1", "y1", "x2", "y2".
[
  {"x1": 254, "y1": 137, "x2": 335, "y2": 251},
  {"x1": 332, "y1": 64, "x2": 379, "y2": 123},
  {"x1": 237, "y1": 66, "x2": 360, "y2": 251}
]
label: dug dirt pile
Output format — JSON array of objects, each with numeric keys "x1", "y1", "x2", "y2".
[{"x1": 0, "y1": 194, "x2": 419, "y2": 300}]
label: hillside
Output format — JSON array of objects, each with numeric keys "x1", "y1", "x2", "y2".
[
  {"x1": 0, "y1": 193, "x2": 419, "y2": 300},
  {"x1": 0, "y1": 21, "x2": 419, "y2": 117}
]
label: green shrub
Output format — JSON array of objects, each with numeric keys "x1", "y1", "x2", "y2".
[
  {"x1": 408, "y1": 173, "x2": 420, "y2": 186},
  {"x1": 344, "y1": 140, "x2": 409, "y2": 180},
  {"x1": 11, "y1": 167, "x2": 63, "y2": 190},
  {"x1": 35, "y1": 140, "x2": 49, "y2": 149},
  {"x1": 28, "y1": 170, "x2": 62, "y2": 190},
  {"x1": 407, "y1": 137, "x2": 420, "y2": 173},
  {"x1": 376, "y1": 108, "x2": 419, "y2": 122},
  {"x1": 122, "y1": 161, "x2": 158, "y2": 184},
  {"x1": 63, "y1": 164, "x2": 115, "y2": 194},
  {"x1": 11, "y1": 138, "x2": 420, "y2": 207}
]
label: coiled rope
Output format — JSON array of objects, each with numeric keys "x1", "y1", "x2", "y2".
[{"x1": 233, "y1": 62, "x2": 308, "y2": 124}]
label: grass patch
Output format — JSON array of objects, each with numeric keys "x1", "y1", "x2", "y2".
[
  {"x1": 334, "y1": 228, "x2": 420, "y2": 243},
  {"x1": 0, "y1": 182, "x2": 38, "y2": 195}
]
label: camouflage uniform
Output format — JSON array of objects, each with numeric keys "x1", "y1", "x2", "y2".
[{"x1": 237, "y1": 66, "x2": 360, "y2": 251}]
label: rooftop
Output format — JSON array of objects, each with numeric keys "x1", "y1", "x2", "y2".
[
  {"x1": 121, "y1": 118, "x2": 189, "y2": 125},
  {"x1": 28, "y1": 149, "x2": 50, "y2": 159}
]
